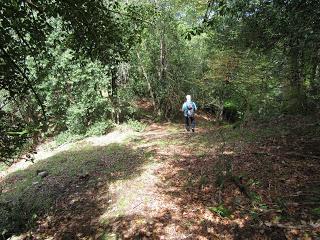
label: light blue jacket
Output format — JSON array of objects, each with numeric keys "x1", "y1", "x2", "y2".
[{"x1": 182, "y1": 101, "x2": 197, "y2": 117}]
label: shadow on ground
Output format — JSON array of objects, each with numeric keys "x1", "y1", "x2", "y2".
[
  {"x1": 0, "y1": 143, "x2": 148, "y2": 239},
  {"x1": 1, "y1": 116, "x2": 319, "y2": 239},
  {"x1": 102, "y1": 117, "x2": 320, "y2": 239}
]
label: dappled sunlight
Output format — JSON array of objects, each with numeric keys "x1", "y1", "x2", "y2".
[
  {"x1": 0, "y1": 128, "x2": 135, "y2": 182},
  {"x1": 111, "y1": 121, "x2": 319, "y2": 239},
  {"x1": 99, "y1": 161, "x2": 171, "y2": 222},
  {"x1": 1, "y1": 119, "x2": 319, "y2": 239},
  {"x1": 95, "y1": 123, "x2": 248, "y2": 239},
  {"x1": 85, "y1": 129, "x2": 135, "y2": 147},
  {"x1": 149, "y1": 121, "x2": 320, "y2": 239},
  {"x1": 2, "y1": 0, "x2": 320, "y2": 238},
  {"x1": 0, "y1": 141, "x2": 148, "y2": 238}
]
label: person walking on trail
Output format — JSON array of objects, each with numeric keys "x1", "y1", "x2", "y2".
[{"x1": 182, "y1": 95, "x2": 197, "y2": 132}]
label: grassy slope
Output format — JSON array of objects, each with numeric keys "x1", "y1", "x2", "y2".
[{"x1": 0, "y1": 137, "x2": 150, "y2": 237}]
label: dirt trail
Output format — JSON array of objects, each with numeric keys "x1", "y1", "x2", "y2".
[
  {"x1": 95, "y1": 123, "x2": 242, "y2": 240},
  {"x1": 101, "y1": 124, "x2": 201, "y2": 239},
  {"x1": 35, "y1": 123, "x2": 216, "y2": 240},
  {"x1": 6, "y1": 120, "x2": 320, "y2": 239}
]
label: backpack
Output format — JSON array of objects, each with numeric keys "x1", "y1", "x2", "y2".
[{"x1": 187, "y1": 102, "x2": 195, "y2": 117}]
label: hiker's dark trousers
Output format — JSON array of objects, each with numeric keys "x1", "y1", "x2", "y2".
[{"x1": 185, "y1": 116, "x2": 195, "y2": 130}]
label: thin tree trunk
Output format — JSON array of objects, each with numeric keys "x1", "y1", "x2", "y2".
[
  {"x1": 136, "y1": 52, "x2": 156, "y2": 110},
  {"x1": 159, "y1": 33, "x2": 167, "y2": 83},
  {"x1": 111, "y1": 68, "x2": 118, "y2": 98},
  {"x1": 158, "y1": 29, "x2": 167, "y2": 117},
  {"x1": 111, "y1": 68, "x2": 119, "y2": 124},
  {"x1": 288, "y1": 44, "x2": 305, "y2": 109},
  {"x1": 310, "y1": 48, "x2": 320, "y2": 95}
]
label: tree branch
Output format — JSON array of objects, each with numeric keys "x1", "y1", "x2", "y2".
[{"x1": 0, "y1": 46, "x2": 47, "y2": 125}]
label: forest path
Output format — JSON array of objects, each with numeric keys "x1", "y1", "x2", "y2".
[
  {"x1": 4, "y1": 119, "x2": 320, "y2": 240},
  {"x1": 101, "y1": 123, "x2": 214, "y2": 240},
  {"x1": 33, "y1": 122, "x2": 222, "y2": 240}
]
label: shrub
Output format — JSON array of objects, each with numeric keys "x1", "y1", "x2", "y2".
[
  {"x1": 223, "y1": 101, "x2": 240, "y2": 122},
  {"x1": 54, "y1": 131, "x2": 84, "y2": 146},
  {"x1": 126, "y1": 119, "x2": 146, "y2": 132},
  {"x1": 85, "y1": 120, "x2": 114, "y2": 136},
  {"x1": 65, "y1": 104, "x2": 87, "y2": 134}
]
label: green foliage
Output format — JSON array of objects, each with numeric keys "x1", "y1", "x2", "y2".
[
  {"x1": 312, "y1": 208, "x2": 320, "y2": 217},
  {"x1": 86, "y1": 121, "x2": 115, "y2": 137},
  {"x1": 54, "y1": 131, "x2": 85, "y2": 147},
  {"x1": 250, "y1": 192, "x2": 263, "y2": 204},
  {"x1": 34, "y1": 18, "x2": 114, "y2": 134},
  {"x1": 0, "y1": 0, "x2": 147, "y2": 164},
  {"x1": 208, "y1": 204, "x2": 232, "y2": 218},
  {"x1": 0, "y1": 100, "x2": 33, "y2": 164},
  {"x1": 207, "y1": 0, "x2": 320, "y2": 111},
  {"x1": 128, "y1": 4, "x2": 209, "y2": 118},
  {"x1": 126, "y1": 119, "x2": 147, "y2": 132},
  {"x1": 2, "y1": 0, "x2": 320, "y2": 166}
]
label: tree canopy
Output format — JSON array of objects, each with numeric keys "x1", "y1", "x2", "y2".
[{"x1": 1, "y1": 0, "x2": 320, "y2": 163}]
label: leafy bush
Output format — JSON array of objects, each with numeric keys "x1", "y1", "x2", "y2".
[
  {"x1": 312, "y1": 207, "x2": 320, "y2": 217},
  {"x1": 126, "y1": 119, "x2": 147, "y2": 132},
  {"x1": 54, "y1": 131, "x2": 84, "y2": 146},
  {"x1": 53, "y1": 120, "x2": 115, "y2": 146},
  {"x1": 85, "y1": 120, "x2": 114, "y2": 136},
  {"x1": 0, "y1": 109, "x2": 30, "y2": 164},
  {"x1": 65, "y1": 104, "x2": 87, "y2": 134},
  {"x1": 223, "y1": 100, "x2": 240, "y2": 122}
]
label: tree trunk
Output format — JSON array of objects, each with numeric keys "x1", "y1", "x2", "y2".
[
  {"x1": 136, "y1": 52, "x2": 156, "y2": 110},
  {"x1": 310, "y1": 48, "x2": 320, "y2": 96},
  {"x1": 288, "y1": 44, "x2": 305, "y2": 110},
  {"x1": 157, "y1": 29, "x2": 167, "y2": 117},
  {"x1": 218, "y1": 102, "x2": 224, "y2": 121},
  {"x1": 111, "y1": 67, "x2": 120, "y2": 124},
  {"x1": 159, "y1": 32, "x2": 167, "y2": 83}
]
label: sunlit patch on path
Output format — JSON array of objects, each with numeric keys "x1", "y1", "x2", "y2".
[{"x1": 96, "y1": 123, "x2": 232, "y2": 239}]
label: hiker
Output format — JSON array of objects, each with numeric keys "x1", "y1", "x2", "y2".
[{"x1": 182, "y1": 95, "x2": 197, "y2": 132}]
